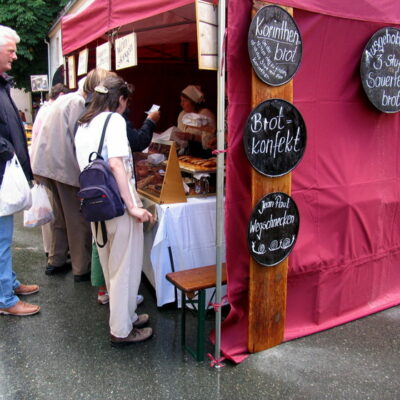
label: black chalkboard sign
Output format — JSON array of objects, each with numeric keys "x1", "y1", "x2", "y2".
[
  {"x1": 360, "y1": 27, "x2": 400, "y2": 113},
  {"x1": 243, "y1": 98, "x2": 306, "y2": 177},
  {"x1": 248, "y1": 5, "x2": 302, "y2": 86},
  {"x1": 248, "y1": 192, "x2": 299, "y2": 267}
]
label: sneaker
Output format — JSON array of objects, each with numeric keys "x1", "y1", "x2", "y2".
[
  {"x1": 97, "y1": 291, "x2": 144, "y2": 306},
  {"x1": 110, "y1": 327, "x2": 153, "y2": 346},
  {"x1": 97, "y1": 290, "x2": 109, "y2": 305}
]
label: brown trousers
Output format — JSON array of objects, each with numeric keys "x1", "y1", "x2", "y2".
[{"x1": 41, "y1": 177, "x2": 91, "y2": 276}]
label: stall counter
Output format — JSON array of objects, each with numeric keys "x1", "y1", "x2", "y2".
[{"x1": 142, "y1": 196, "x2": 226, "y2": 307}]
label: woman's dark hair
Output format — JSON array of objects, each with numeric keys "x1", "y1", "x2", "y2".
[
  {"x1": 49, "y1": 83, "x2": 69, "y2": 100},
  {"x1": 78, "y1": 75, "x2": 133, "y2": 125}
]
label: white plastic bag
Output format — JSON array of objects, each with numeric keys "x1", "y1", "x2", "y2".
[
  {"x1": 0, "y1": 154, "x2": 32, "y2": 216},
  {"x1": 23, "y1": 184, "x2": 53, "y2": 227}
]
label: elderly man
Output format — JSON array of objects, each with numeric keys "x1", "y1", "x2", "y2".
[{"x1": 0, "y1": 25, "x2": 40, "y2": 316}]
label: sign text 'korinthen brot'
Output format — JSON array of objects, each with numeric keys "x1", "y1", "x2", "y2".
[{"x1": 248, "y1": 5, "x2": 302, "y2": 86}]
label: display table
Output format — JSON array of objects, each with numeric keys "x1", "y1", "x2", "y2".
[{"x1": 142, "y1": 196, "x2": 226, "y2": 307}]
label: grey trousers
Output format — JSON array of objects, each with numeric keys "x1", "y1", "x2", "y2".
[{"x1": 41, "y1": 177, "x2": 91, "y2": 276}]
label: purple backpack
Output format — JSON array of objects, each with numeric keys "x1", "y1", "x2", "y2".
[{"x1": 77, "y1": 113, "x2": 124, "y2": 245}]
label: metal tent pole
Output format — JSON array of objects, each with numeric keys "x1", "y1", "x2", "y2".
[{"x1": 214, "y1": 0, "x2": 226, "y2": 367}]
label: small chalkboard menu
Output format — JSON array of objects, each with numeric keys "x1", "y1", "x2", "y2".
[
  {"x1": 360, "y1": 27, "x2": 400, "y2": 113},
  {"x1": 248, "y1": 5, "x2": 302, "y2": 86},
  {"x1": 248, "y1": 192, "x2": 299, "y2": 267},
  {"x1": 243, "y1": 98, "x2": 306, "y2": 177}
]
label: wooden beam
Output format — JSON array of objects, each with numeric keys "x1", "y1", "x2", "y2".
[{"x1": 248, "y1": 3, "x2": 293, "y2": 353}]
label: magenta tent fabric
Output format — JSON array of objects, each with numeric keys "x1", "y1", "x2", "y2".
[
  {"x1": 223, "y1": 0, "x2": 400, "y2": 363},
  {"x1": 61, "y1": 0, "x2": 194, "y2": 55}
]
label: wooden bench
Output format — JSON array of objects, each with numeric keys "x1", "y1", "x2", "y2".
[{"x1": 166, "y1": 263, "x2": 227, "y2": 361}]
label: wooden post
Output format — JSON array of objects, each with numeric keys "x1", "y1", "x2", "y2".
[{"x1": 247, "y1": 3, "x2": 293, "y2": 353}]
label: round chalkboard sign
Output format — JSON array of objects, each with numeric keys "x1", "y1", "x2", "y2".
[
  {"x1": 360, "y1": 27, "x2": 400, "y2": 113},
  {"x1": 248, "y1": 5, "x2": 302, "y2": 86},
  {"x1": 248, "y1": 192, "x2": 299, "y2": 267},
  {"x1": 243, "y1": 98, "x2": 306, "y2": 177}
]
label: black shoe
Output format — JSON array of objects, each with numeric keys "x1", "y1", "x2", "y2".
[
  {"x1": 73, "y1": 272, "x2": 91, "y2": 282},
  {"x1": 45, "y1": 262, "x2": 71, "y2": 276}
]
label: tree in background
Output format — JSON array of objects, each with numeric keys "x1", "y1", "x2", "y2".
[{"x1": 0, "y1": 0, "x2": 69, "y2": 90}]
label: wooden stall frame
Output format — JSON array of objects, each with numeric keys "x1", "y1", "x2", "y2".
[{"x1": 248, "y1": 2, "x2": 294, "y2": 353}]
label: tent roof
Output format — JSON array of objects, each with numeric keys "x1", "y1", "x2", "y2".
[
  {"x1": 62, "y1": 0, "x2": 400, "y2": 55},
  {"x1": 61, "y1": 0, "x2": 195, "y2": 55}
]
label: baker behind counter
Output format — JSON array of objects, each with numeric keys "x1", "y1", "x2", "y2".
[{"x1": 173, "y1": 85, "x2": 216, "y2": 159}]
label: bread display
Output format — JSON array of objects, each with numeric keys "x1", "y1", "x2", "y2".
[{"x1": 178, "y1": 156, "x2": 217, "y2": 171}]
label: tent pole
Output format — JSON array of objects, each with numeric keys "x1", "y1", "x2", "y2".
[{"x1": 214, "y1": 0, "x2": 226, "y2": 368}]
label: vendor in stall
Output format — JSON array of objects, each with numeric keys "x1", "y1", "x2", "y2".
[{"x1": 174, "y1": 85, "x2": 216, "y2": 159}]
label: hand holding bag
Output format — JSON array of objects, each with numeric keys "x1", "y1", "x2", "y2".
[
  {"x1": 0, "y1": 154, "x2": 32, "y2": 216},
  {"x1": 23, "y1": 184, "x2": 54, "y2": 227}
]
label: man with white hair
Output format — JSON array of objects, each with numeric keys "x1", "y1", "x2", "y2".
[{"x1": 0, "y1": 25, "x2": 40, "y2": 316}]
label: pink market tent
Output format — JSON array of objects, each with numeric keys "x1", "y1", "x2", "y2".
[
  {"x1": 61, "y1": 0, "x2": 400, "y2": 364},
  {"x1": 224, "y1": 0, "x2": 400, "y2": 363}
]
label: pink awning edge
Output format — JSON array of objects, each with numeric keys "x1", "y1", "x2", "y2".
[
  {"x1": 61, "y1": 0, "x2": 194, "y2": 55},
  {"x1": 61, "y1": 0, "x2": 110, "y2": 55}
]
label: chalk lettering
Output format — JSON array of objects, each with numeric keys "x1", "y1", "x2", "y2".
[
  {"x1": 384, "y1": 54, "x2": 400, "y2": 70},
  {"x1": 249, "y1": 107, "x2": 286, "y2": 133},
  {"x1": 382, "y1": 89, "x2": 400, "y2": 106},
  {"x1": 249, "y1": 211, "x2": 296, "y2": 240},
  {"x1": 251, "y1": 128, "x2": 302, "y2": 158},
  {"x1": 255, "y1": 17, "x2": 300, "y2": 45},
  {"x1": 274, "y1": 42, "x2": 298, "y2": 63},
  {"x1": 366, "y1": 70, "x2": 400, "y2": 89},
  {"x1": 361, "y1": 27, "x2": 400, "y2": 112},
  {"x1": 248, "y1": 6, "x2": 302, "y2": 85}
]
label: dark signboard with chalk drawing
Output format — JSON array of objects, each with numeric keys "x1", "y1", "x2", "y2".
[
  {"x1": 248, "y1": 5, "x2": 302, "y2": 86},
  {"x1": 360, "y1": 27, "x2": 400, "y2": 113},
  {"x1": 248, "y1": 192, "x2": 299, "y2": 267},
  {"x1": 243, "y1": 98, "x2": 306, "y2": 177}
]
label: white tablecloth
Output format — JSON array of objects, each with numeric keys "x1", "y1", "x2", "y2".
[{"x1": 144, "y1": 197, "x2": 226, "y2": 307}]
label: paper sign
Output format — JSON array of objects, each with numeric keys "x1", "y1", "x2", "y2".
[
  {"x1": 30, "y1": 75, "x2": 49, "y2": 92},
  {"x1": 115, "y1": 32, "x2": 137, "y2": 70},
  {"x1": 145, "y1": 104, "x2": 160, "y2": 114},
  {"x1": 96, "y1": 42, "x2": 111, "y2": 71},
  {"x1": 67, "y1": 55, "x2": 76, "y2": 88},
  {"x1": 196, "y1": 0, "x2": 218, "y2": 70},
  {"x1": 77, "y1": 49, "x2": 88, "y2": 76}
]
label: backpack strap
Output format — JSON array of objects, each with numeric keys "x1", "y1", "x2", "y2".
[
  {"x1": 97, "y1": 112, "x2": 113, "y2": 156},
  {"x1": 94, "y1": 221, "x2": 108, "y2": 248},
  {"x1": 88, "y1": 112, "x2": 113, "y2": 163}
]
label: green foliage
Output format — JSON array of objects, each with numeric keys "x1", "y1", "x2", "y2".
[{"x1": 0, "y1": 0, "x2": 69, "y2": 89}]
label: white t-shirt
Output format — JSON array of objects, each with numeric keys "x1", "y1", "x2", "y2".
[{"x1": 75, "y1": 111, "x2": 130, "y2": 172}]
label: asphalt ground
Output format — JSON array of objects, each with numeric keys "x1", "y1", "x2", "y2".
[{"x1": 0, "y1": 212, "x2": 399, "y2": 400}]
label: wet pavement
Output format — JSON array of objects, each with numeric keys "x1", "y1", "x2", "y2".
[{"x1": 1, "y1": 213, "x2": 399, "y2": 400}]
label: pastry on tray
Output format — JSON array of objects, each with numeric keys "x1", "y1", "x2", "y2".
[{"x1": 178, "y1": 156, "x2": 217, "y2": 171}]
